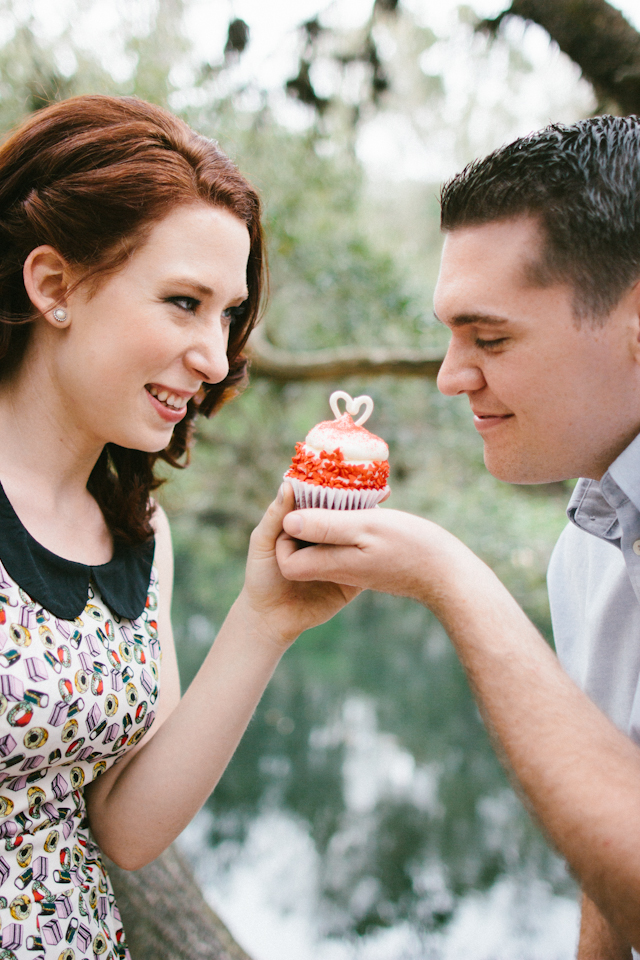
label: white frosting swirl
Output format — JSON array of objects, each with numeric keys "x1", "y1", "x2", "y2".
[{"x1": 305, "y1": 415, "x2": 388, "y2": 462}]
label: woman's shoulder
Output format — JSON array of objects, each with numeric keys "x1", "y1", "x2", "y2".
[
  {"x1": 149, "y1": 502, "x2": 174, "y2": 599},
  {"x1": 150, "y1": 501, "x2": 171, "y2": 540}
]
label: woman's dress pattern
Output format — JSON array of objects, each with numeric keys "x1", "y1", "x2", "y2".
[{"x1": 0, "y1": 559, "x2": 160, "y2": 960}]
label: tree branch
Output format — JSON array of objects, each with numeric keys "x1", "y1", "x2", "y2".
[
  {"x1": 481, "y1": 0, "x2": 640, "y2": 115},
  {"x1": 247, "y1": 326, "x2": 444, "y2": 381}
]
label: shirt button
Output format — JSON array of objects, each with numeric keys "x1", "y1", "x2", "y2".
[{"x1": 633, "y1": 540, "x2": 640, "y2": 556}]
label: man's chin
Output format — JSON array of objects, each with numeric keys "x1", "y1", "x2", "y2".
[{"x1": 483, "y1": 449, "x2": 572, "y2": 485}]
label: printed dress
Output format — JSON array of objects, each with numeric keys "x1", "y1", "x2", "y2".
[{"x1": 0, "y1": 482, "x2": 158, "y2": 960}]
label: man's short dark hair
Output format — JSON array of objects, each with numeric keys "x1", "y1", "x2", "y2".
[{"x1": 440, "y1": 115, "x2": 640, "y2": 322}]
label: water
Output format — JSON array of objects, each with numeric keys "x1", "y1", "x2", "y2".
[
  {"x1": 176, "y1": 658, "x2": 580, "y2": 958},
  {"x1": 180, "y1": 813, "x2": 579, "y2": 960}
]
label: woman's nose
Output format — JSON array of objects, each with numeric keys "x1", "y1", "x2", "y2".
[
  {"x1": 186, "y1": 319, "x2": 230, "y2": 385},
  {"x1": 436, "y1": 336, "x2": 486, "y2": 396}
]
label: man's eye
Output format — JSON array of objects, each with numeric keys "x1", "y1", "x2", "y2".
[
  {"x1": 166, "y1": 296, "x2": 199, "y2": 313},
  {"x1": 476, "y1": 337, "x2": 508, "y2": 349}
]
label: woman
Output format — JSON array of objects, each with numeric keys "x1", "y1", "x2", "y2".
[{"x1": 0, "y1": 95, "x2": 355, "y2": 959}]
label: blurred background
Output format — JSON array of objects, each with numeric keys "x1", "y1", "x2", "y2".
[{"x1": 4, "y1": 1, "x2": 640, "y2": 957}]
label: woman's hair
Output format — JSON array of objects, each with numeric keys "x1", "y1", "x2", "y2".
[{"x1": 0, "y1": 95, "x2": 265, "y2": 544}]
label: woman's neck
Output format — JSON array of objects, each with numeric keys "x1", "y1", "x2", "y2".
[{"x1": 0, "y1": 350, "x2": 113, "y2": 565}]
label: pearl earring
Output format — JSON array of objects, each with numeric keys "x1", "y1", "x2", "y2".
[{"x1": 52, "y1": 308, "x2": 67, "y2": 323}]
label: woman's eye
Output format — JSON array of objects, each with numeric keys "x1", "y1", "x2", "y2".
[
  {"x1": 222, "y1": 303, "x2": 247, "y2": 325},
  {"x1": 166, "y1": 296, "x2": 199, "y2": 313}
]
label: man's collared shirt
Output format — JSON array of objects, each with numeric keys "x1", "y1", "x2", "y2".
[
  {"x1": 548, "y1": 433, "x2": 640, "y2": 958},
  {"x1": 548, "y1": 431, "x2": 640, "y2": 742}
]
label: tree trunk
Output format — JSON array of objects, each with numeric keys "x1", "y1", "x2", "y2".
[
  {"x1": 481, "y1": 0, "x2": 640, "y2": 114},
  {"x1": 104, "y1": 845, "x2": 253, "y2": 960}
]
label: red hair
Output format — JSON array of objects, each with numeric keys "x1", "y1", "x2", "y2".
[{"x1": 0, "y1": 95, "x2": 266, "y2": 543}]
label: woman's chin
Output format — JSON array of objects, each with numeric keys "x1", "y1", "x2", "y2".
[{"x1": 109, "y1": 427, "x2": 176, "y2": 455}]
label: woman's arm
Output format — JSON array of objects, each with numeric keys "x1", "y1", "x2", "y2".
[
  {"x1": 276, "y1": 505, "x2": 640, "y2": 949},
  {"x1": 84, "y1": 487, "x2": 357, "y2": 869}
]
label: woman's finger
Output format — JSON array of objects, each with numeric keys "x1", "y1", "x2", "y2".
[{"x1": 250, "y1": 483, "x2": 296, "y2": 557}]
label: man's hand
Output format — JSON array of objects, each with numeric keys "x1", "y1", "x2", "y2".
[{"x1": 278, "y1": 503, "x2": 475, "y2": 613}]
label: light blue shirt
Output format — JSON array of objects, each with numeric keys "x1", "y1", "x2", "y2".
[
  {"x1": 548, "y1": 433, "x2": 640, "y2": 956},
  {"x1": 549, "y1": 432, "x2": 640, "y2": 739}
]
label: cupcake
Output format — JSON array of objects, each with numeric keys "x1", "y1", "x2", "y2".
[{"x1": 284, "y1": 390, "x2": 390, "y2": 509}]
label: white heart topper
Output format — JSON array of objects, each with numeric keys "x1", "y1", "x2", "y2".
[{"x1": 329, "y1": 390, "x2": 374, "y2": 427}]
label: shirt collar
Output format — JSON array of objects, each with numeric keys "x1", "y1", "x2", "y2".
[
  {"x1": 608, "y1": 432, "x2": 640, "y2": 512},
  {"x1": 567, "y1": 431, "x2": 640, "y2": 543},
  {"x1": 0, "y1": 480, "x2": 155, "y2": 621},
  {"x1": 567, "y1": 478, "x2": 621, "y2": 541}
]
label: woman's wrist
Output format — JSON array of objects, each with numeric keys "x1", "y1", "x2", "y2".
[{"x1": 227, "y1": 590, "x2": 300, "y2": 651}]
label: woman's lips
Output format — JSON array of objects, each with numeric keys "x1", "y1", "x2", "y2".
[
  {"x1": 146, "y1": 389, "x2": 189, "y2": 424},
  {"x1": 473, "y1": 413, "x2": 514, "y2": 432}
]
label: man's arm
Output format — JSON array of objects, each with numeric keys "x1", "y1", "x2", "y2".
[
  {"x1": 579, "y1": 894, "x2": 632, "y2": 960},
  {"x1": 277, "y1": 506, "x2": 640, "y2": 948}
]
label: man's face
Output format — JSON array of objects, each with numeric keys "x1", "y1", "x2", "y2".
[{"x1": 433, "y1": 217, "x2": 640, "y2": 483}]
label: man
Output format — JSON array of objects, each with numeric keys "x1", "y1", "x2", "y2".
[{"x1": 277, "y1": 115, "x2": 640, "y2": 958}]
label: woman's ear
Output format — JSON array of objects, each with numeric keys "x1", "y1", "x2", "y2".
[{"x1": 23, "y1": 245, "x2": 73, "y2": 327}]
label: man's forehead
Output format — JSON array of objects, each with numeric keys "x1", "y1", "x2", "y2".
[
  {"x1": 439, "y1": 216, "x2": 545, "y2": 273},
  {"x1": 435, "y1": 216, "x2": 559, "y2": 307},
  {"x1": 432, "y1": 215, "x2": 579, "y2": 329}
]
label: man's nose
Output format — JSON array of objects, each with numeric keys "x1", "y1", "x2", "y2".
[{"x1": 436, "y1": 336, "x2": 486, "y2": 396}]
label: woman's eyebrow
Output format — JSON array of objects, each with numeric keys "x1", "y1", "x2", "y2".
[
  {"x1": 163, "y1": 277, "x2": 249, "y2": 303},
  {"x1": 164, "y1": 276, "x2": 213, "y2": 297}
]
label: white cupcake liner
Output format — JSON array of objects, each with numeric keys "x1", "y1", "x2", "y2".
[{"x1": 284, "y1": 476, "x2": 390, "y2": 510}]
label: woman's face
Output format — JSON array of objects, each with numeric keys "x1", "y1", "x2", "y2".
[{"x1": 47, "y1": 203, "x2": 250, "y2": 454}]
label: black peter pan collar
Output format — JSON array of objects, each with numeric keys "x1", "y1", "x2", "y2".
[{"x1": 0, "y1": 481, "x2": 155, "y2": 621}]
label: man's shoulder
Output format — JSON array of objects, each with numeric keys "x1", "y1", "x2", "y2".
[{"x1": 548, "y1": 518, "x2": 625, "y2": 600}]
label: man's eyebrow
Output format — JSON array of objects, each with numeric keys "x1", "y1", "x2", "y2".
[{"x1": 433, "y1": 312, "x2": 510, "y2": 327}]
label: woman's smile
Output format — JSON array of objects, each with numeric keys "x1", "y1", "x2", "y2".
[
  {"x1": 145, "y1": 382, "x2": 197, "y2": 423},
  {"x1": 145, "y1": 384, "x2": 191, "y2": 422}
]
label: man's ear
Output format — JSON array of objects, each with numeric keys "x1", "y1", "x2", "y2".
[
  {"x1": 23, "y1": 245, "x2": 73, "y2": 327},
  {"x1": 631, "y1": 278, "x2": 640, "y2": 344}
]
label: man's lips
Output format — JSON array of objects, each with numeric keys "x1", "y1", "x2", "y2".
[{"x1": 472, "y1": 411, "x2": 514, "y2": 432}]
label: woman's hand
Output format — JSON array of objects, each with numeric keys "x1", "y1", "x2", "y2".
[{"x1": 238, "y1": 483, "x2": 360, "y2": 646}]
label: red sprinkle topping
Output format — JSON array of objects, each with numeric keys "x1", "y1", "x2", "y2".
[{"x1": 285, "y1": 443, "x2": 389, "y2": 489}]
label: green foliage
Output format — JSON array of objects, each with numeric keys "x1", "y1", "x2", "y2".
[
  {"x1": 0, "y1": 12, "x2": 116, "y2": 128},
  {"x1": 158, "y1": 108, "x2": 572, "y2": 932},
  {"x1": 0, "y1": 1, "x2": 578, "y2": 937}
]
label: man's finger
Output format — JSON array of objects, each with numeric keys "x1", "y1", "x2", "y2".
[
  {"x1": 283, "y1": 507, "x2": 370, "y2": 545},
  {"x1": 276, "y1": 536, "x2": 364, "y2": 584}
]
